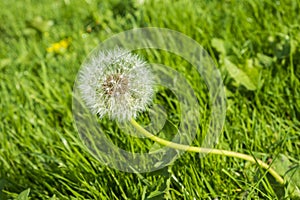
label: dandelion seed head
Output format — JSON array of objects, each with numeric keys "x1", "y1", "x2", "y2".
[{"x1": 78, "y1": 47, "x2": 154, "y2": 121}]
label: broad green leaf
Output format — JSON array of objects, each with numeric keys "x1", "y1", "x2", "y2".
[
  {"x1": 16, "y1": 188, "x2": 30, "y2": 200},
  {"x1": 272, "y1": 154, "x2": 300, "y2": 198},
  {"x1": 224, "y1": 58, "x2": 257, "y2": 90},
  {"x1": 256, "y1": 53, "x2": 273, "y2": 67},
  {"x1": 245, "y1": 59, "x2": 260, "y2": 85},
  {"x1": 146, "y1": 190, "x2": 165, "y2": 199},
  {"x1": 211, "y1": 38, "x2": 227, "y2": 55},
  {"x1": 26, "y1": 16, "x2": 53, "y2": 33}
]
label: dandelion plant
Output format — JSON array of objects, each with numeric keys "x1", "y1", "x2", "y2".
[{"x1": 77, "y1": 47, "x2": 284, "y2": 185}]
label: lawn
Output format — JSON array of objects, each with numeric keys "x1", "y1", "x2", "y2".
[{"x1": 0, "y1": 0, "x2": 300, "y2": 199}]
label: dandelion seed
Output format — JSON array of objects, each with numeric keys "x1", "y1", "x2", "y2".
[{"x1": 78, "y1": 47, "x2": 154, "y2": 121}]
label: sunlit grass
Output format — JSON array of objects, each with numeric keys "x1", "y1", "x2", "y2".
[{"x1": 0, "y1": 0, "x2": 299, "y2": 199}]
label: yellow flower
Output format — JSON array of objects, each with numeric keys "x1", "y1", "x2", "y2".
[{"x1": 47, "y1": 38, "x2": 70, "y2": 53}]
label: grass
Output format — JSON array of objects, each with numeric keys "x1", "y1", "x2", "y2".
[{"x1": 0, "y1": 0, "x2": 300, "y2": 199}]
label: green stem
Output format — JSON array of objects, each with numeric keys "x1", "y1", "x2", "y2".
[{"x1": 130, "y1": 118, "x2": 284, "y2": 185}]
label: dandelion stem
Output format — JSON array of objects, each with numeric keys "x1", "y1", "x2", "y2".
[{"x1": 130, "y1": 118, "x2": 284, "y2": 185}]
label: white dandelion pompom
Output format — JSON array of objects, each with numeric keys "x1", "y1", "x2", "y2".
[{"x1": 78, "y1": 47, "x2": 154, "y2": 121}]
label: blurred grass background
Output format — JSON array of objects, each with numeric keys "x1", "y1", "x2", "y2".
[{"x1": 0, "y1": 0, "x2": 300, "y2": 199}]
